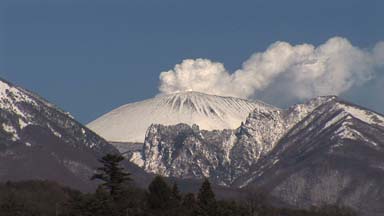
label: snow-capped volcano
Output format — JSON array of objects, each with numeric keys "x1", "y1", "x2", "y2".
[{"x1": 87, "y1": 91, "x2": 276, "y2": 143}]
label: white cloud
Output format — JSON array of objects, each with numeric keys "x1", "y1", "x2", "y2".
[
  {"x1": 158, "y1": 37, "x2": 384, "y2": 103},
  {"x1": 158, "y1": 59, "x2": 233, "y2": 96}
]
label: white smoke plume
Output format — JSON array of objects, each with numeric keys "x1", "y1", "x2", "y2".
[{"x1": 159, "y1": 37, "x2": 384, "y2": 102}]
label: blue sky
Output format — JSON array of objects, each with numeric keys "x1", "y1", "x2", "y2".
[{"x1": 1, "y1": 0, "x2": 383, "y2": 123}]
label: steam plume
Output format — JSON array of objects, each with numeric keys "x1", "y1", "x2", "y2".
[{"x1": 159, "y1": 37, "x2": 384, "y2": 102}]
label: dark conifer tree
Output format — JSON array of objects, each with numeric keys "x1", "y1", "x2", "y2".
[
  {"x1": 91, "y1": 154, "x2": 132, "y2": 201},
  {"x1": 196, "y1": 178, "x2": 217, "y2": 216},
  {"x1": 147, "y1": 175, "x2": 173, "y2": 210},
  {"x1": 181, "y1": 193, "x2": 198, "y2": 216},
  {"x1": 182, "y1": 193, "x2": 197, "y2": 209}
]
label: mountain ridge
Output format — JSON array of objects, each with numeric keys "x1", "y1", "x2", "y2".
[
  {"x1": 88, "y1": 91, "x2": 276, "y2": 143},
  {"x1": 130, "y1": 96, "x2": 339, "y2": 184},
  {"x1": 126, "y1": 95, "x2": 384, "y2": 215},
  {"x1": 2, "y1": 76, "x2": 384, "y2": 214},
  {"x1": 238, "y1": 99, "x2": 384, "y2": 215},
  {"x1": 0, "y1": 78, "x2": 153, "y2": 191}
]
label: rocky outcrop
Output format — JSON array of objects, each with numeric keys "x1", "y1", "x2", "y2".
[{"x1": 129, "y1": 96, "x2": 384, "y2": 215}]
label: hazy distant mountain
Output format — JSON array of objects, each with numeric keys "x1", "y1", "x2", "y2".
[
  {"x1": 0, "y1": 78, "x2": 148, "y2": 191},
  {"x1": 87, "y1": 91, "x2": 274, "y2": 143}
]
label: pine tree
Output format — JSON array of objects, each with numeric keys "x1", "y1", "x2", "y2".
[
  {"x1": 147, "y1": 175, "x2": 173, "y2": 209},
  {"x1": 196, "y1": 178, "x2": 217, "y2": 216},
  {"x1": 91, "y1": 154, "x2": 132, "y2": 201},
  {"x1": 182, "y1": 193, "x2": 197, "y2": 216},
  {"x1": 182, "y1": 193, "x2": 196, "y2": 208}
]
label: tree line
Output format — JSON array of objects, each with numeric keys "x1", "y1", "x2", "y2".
[{"x1": 0, "y1": 154, "x2": 357, "y2": 216}]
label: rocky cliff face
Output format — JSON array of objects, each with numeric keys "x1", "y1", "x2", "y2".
[
  {"x1": 129, "y1": 96, "x2": 384, "y2": 215},
  {"x1": 141, "y1": 124, "x2": 236, "y2": 186},
  {"x1": 240, "y1": 99, "x2": 384, "y2": 216},
  {"x1": 132, "y1": 96, "x2": 338, "y2": 185}
]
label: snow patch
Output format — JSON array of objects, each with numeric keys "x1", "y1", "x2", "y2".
[
  {"x1": 130, "y1": 152, "x2": 144, "y2": 167},
  {"x1": 324, "y1": 112, "x2": 348, "y2": 129},
  {"x1": 18, "y1": 118, "x2": 29, "y2": 129},
  {"x1": 272, "y1": 158, "x2": 279, "y2": 165},
  {"x1": 222, "y1": 134, "x2": 237, "y2": 162},
  {"x1": 334, "y1": 122, "x2": 378, "y2": 147},
  {"x1": 2, "y1": 123, "x2": 19, "y2": 141},
  {"x1": 47, "y1": 124, "x2": 62, "y2": 138},
  {"x1": 337, "y1": 104, "x2": 384, "y2": 126},
  {"x1": 0, "y1": 80, "x2": 37, "y2": 125}
]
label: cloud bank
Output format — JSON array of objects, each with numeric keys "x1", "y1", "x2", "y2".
[{"x1": 158, "y1": 37, "x2": 384, "y2": 103}]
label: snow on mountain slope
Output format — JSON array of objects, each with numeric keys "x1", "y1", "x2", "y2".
[
  {"x1": 0, "y1": 78, "x2": 121, "y2": 190},
  {"x1": 134, "y1": 96, "x2": 384, "y2": 186},
  {"x1": 0, "y1": 77, "x2": 157, "y2": 191},
  {"x1": 130, "y1": 96, "x2": 337, "y2": 186},
  {"x1": 135, "y1": 95, "x2": 384, "y2": 214},
  {"x1": 87, "y1": 91, "x2": 277, "y2": 143},
  {"x1": 0, "y1": 78, "x2": 106, "y2": 149},
  {"x1": 236, "y1": 99, "x2": 384, "y2": 216},
  {"x1": 237, "y1": 96, "x2": 337, "y2": 158},
  {"x1": 336, "y1": 103, "x2": 384, "y2": 126}
]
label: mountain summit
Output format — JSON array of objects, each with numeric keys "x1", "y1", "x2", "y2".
[{"x1": 87, "y1": 91, "x2": 276, "y2": 143}]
